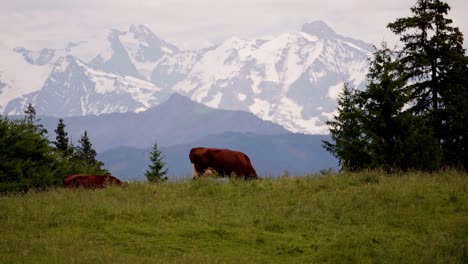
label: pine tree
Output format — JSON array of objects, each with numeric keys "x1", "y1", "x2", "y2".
[
  {"x1": 438, "y1": 56, "x2": 468, "y2": 169},
  {"x1": 74, "y1": 130, "x2": 108, "y2": 174},
  {"x1": 145, "y1": 142, "x2": 168, "y2": 182},
  {"x1": 388, "y1": 0, "x2": 465, "y2": 114},
  {"x1": 53, "y1": 118, "x2": 70, "y2": 156},
  {"x1": 360, "y1": 46, "x2": 408, "y2": 170},
  {"x1": 322, "y1": 0, "x2": 465, "y2": 172},
  {"x1": 0, "y1": 116, "x2": 62, "y2": 192},
  {"x1": 387, "y1": 0, "x2": 467, "y2": 169},
  {"x1": 23, "y1": 103, "x2": 47, "y2": 136},
  {"x1": 359, "y1": 45, "x2": 441, "y2": 171},
  {"x1": 24, "y1": 103, "x2": 36, "y2": 126},
  {"x1": 322, "y1": 83, "x2": 370, "y2": 171},
  {"x1": 77, "y1": 131, "x2": 95, "y2": 164}
]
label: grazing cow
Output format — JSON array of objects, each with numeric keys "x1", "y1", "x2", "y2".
[
  {"x1": 189, "y1": 147, "x2": 258, "y2": 179},
  {"x1": 62, "y1": 174, "x2": 123, "y2": 189}
]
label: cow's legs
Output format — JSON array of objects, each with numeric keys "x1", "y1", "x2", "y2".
[{"x1": 191, "y1": 163, "x2": 199, "y2": 178}]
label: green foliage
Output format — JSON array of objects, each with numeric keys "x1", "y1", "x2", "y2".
[
  {"x1": 52, "y1": 118, "x2": 70, "y2": 156},
  {"x1": 438, "y1": 55, "x2": 468, "y2": 170},
  {"x1": 0, "y1": 105, "x2": 110, "y2": 192},
  {"x1": 0, "y1": 171, "x2": 466, "y2": 262},
  {"x1": 325, "y1": 48, "x2": 443, "y2": 172},
  {"x1": 0, "y1": 117, "x2": 63, "y2": 192},
  {"x1": 23, "y1": 103, "x2": 36, "y2": 126},
  {"x1": 145, "y1": 142, "x2": 168, "y2": 182},
  {"x1": 361, "y1": 46, "x2": 442, "y2": 171},
  {"x1": 388, "y1": 0, "x2": 468, "y2": 169},
  {"x1": 71, "y1": 130, "x2": 109, "y2": 175},
  {"x1": 23, "y1": 103, "x2": 48, "y2": 136},
  {"x1": 325, "y1": 0, "x2": 467, "y2": 171},
  {"x1": 322, "y1": 83, "x2": 371, "y2": 171}
]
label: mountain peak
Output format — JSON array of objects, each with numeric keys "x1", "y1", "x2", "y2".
[
  {"x1": 51, "y1": 55, "x2": 81, "y2": 73},
  {"x1": 129, "y1": 24, "x2": 154, "y2": 38},
  {"x1": 160, "y1": 93, "x2": 200, "y2": 109},
  {"x1": 301, "y1": 20, "x2": 337, "y2": 38}
]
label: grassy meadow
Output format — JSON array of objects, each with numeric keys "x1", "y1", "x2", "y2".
[{"x1": 0, "y1": 171, "x2": 467, "y2": 263}]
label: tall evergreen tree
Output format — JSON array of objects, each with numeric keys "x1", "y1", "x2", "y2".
[
  {"x1": 388, "y1": 0, "x2": 465, "y2": 114},
  {"x1": 0, "y1": 117, "x2": 62, "y2": 192},
  {"x1": 24, "y1": 103, "x2": 36, "y2": 126},
  {"x1": 323, "y1": 0, "x2": 466, "y2": 172},
  {"x1": 23, "y1": 103, "x2": 47, "y2": 136},
  {"x1": 388, "y1": 0, "x2": 467, "y2": 169},
  {"x1": 438, "y1": 56, "x2": 468, "y2": 169},
  {"x1": 53, "y1": 119, "x2": 70, "y2": 156},
  {"x1": 74, "y1": 130, "x2": 108, "y2": 174},
  {"x1": 145, "y1": 142, "x2": 168, "y2": 182},
  {"x1": 359, "y1": 45, "x2": 441, "y2": 171},
  {"x1": 322, "y1": 83, "x2": 370, "y2": 171},
  {"x1": 77, "y1": 131, "x2": 96, "y2": 165}
]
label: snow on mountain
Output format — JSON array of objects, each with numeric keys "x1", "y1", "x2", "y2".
[
  {"x1": 1, "y1": 21, "x2": 372, "y2": 134},
  {"x1": 8, "y1": 24, "x2": 179, "y2": 81},
  {"x1": 0, "y1": 44, "x2": 53, "y2": 113},
  {"x1": 152, "y1": 21, "x2": 373, "y2": 133},
  {"x1": 89, "y1": 25, "x2": 179, "y2": 80},
  {"x1": 4, "y1": 55, "x2": 166, "y2": 117},
  {"x1": 122, "y1": 24, "x2": 180, "y2": 80},
  {"x1": 150, "y1": 50, "x2": 203, "y2": 89}
]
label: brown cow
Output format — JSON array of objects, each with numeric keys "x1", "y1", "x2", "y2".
[
  {"x1": 189, "y1": 147, "x2": 258, "y2": 179},
  {"x1": 62, "y1": 174, "x2": 123, "y2": 189}
]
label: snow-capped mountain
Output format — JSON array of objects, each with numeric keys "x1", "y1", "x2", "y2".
[
  {"x1": 0, "y1": 21, "x2": 373, "y2": 134},
  {"x1": 153, "y1": 21, "x2": 372, "y2": 133},
  {"x1": 4, "y1": 55, "x2": 166, "y2": 116},
  {"x1": 90, "y1": 25, "x2": 179, "y2": 80},
  {"x1": 0, "y1": 44, "x2": 53, "y2": 113}
]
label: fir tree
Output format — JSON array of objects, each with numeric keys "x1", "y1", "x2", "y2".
[
  {"x1": 359, "y1": 45, "x2": 441, "y2": 171},
  {"x1": 388, "y1": 0, "x2": 467, "y2": 169},
  {"x1": 322, "y1": 83, "x2": 370, "y2": 171},
  {"x1": 388, "y1": 0, "x2": 465, "y2": 114},
  {"x1": 53, "y1": 119, "x2": 70, "y2": 156},
  {"x1": 438, "y1": 56, "x2": 468, "y2": 169},
  {"x1": 23, "y1": 103, "x2": 47, "y2": 136},
  {"x1": 323, "y1": 45, "x2": 442, "y2": 172},
  {"x1": 24, "y1": 103, "x2": 36, "y2": 126},
  {"x1": 0, "y1": 116, "x2": 62, "y2": 192},
  {"x1": 145, "y1": 142, "x2": 168, "y2": 182},
  {"x1": 74, "y1": 130, "x2": 108, "y2": 174}
]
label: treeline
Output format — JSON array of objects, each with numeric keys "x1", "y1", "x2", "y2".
[
  {"x1": 324, "y1": 0, "x2": 467, "y2": 172},
  {"x1": 0, "y1": 104, "x2": 108, "y2": 193},
  {"x1": 0, "y1": 103, "x2": 169, "y2": 192}
]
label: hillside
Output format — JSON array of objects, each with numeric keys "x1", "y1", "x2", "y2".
[{"x1": 0, "y1": 171, "x2": 466, "y2": 262}]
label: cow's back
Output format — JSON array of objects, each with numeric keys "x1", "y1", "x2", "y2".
[
  {"x1": 63, "y1": 174, "x2": 122, "y2": 188},
  {"x1": 62, "y1": 175, "x2": 77, "y2": 187},
  {"x1": 190, "y1": 147, "x2": 257, "y2": 179}
]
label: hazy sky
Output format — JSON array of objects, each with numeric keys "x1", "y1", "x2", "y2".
[{"x1": 1, "y1": 0, "x2": 467, "y2": 49}]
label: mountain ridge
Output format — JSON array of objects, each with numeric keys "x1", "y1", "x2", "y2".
[
  {"x1": 36, "y1": 93, "x2": 288, "y2": 152},
  {"x1": 0, "y1": 20, "x2": 373, "y2": 134}
]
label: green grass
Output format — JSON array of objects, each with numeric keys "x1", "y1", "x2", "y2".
[{"x1": 1, "y1": 171, "x2": 467, "y2": 263}]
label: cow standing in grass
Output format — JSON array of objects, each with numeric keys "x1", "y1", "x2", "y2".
[
  {"x1": 62, "y1": 174, "x2": 123, "y2": 189},
  {"x1": 189, "y1": 147, "x2": 258, "y2": 179}
]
